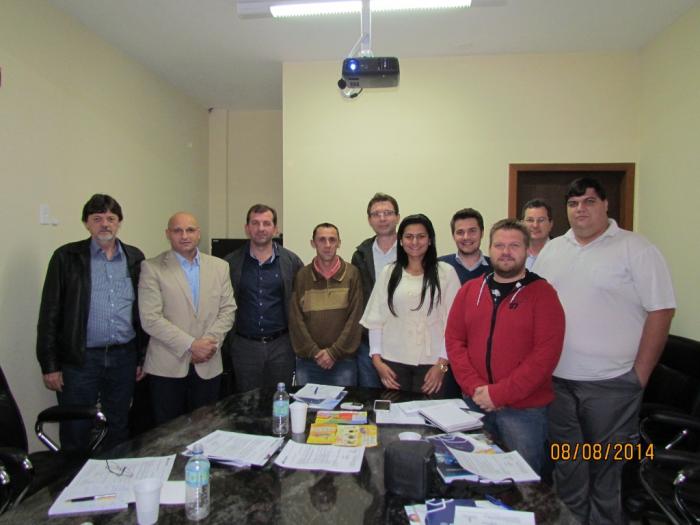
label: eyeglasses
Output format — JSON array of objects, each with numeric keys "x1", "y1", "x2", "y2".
[
  {"x1": 524, "y1": 217, "x2": 550, "y2": 224},
  {"x1": 105, "y1": 460, "x2": 132, "y2": 477},
  {"x1": 369, "y1": 210, "x2": 396, "y2": 219}
]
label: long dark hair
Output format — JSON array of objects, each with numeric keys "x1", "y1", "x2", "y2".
[{"x1": 388, "y1": 214, "x2": 441, "y2": 316}]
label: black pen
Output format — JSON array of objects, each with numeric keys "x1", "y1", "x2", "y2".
[{"x1": 67, "y1": 493, "x2": 117, "y2": 503}]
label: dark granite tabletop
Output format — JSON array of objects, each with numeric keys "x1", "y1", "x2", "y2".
[{"x1": 1, "y1": 388, "x2": 576, "y2": 524}]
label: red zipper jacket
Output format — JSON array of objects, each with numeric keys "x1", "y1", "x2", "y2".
[{"x1": 445, "y1": 272, "x2": 565, "y2": 409}]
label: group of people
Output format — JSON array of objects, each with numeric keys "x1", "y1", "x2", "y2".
[{"x1": 36, "y1": 178, "x2": 675, "y2": 524}]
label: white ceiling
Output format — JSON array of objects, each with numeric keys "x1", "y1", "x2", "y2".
[{"x1": 49, "y1": 0, "x2": 699, "y2": 110}]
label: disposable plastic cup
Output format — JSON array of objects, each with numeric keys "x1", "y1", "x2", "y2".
[
  {"x1": 290, "y1": 402, "x2": 308, "y2": 434},
  {"x1": 133, "y1": 477, "x2": 162, "y2": 525}
]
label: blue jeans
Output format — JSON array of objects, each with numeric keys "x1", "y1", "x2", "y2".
[
  {"x1": 295, "y1": 357, "x2": 357, "y2": 387},
  {"x1": 464, "y1": 396, "x2": 548, "y2": 475},
  {"x1": 58, "y1": 344, "x2": 137, "y2": 451},
  {"x1": 356, "y1": 341, "x2": 381, "y2": 388}
]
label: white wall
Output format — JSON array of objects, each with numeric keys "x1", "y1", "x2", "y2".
[
  {"x1": 208, "y1": 109, "x2": 283, "y2": 243},
  {"x1": 0, "y1": 0, "x2": 209, "y2": 449},
  {"x1": 638, "y1": 5, "x2": 700, "y2": 339},
  {"x1": 282, "y1": 53, "x2": 640, "y2": 264}
]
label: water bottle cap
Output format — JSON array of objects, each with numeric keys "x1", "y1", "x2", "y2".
[
  {"x1": 191, "y1": 442, "x2": 204, "y2": 455},
  {"x1": 277, "y1": 382, "x2": 285, "y2": 390}
]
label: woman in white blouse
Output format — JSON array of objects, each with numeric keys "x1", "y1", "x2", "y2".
[{"x1": 360, "y1": 214, "x2": 460, "y2": 395}]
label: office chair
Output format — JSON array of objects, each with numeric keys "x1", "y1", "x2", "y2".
[
  {"x1": 623, "y1": 335, "x2": 700, "y2": 523},
  {"x1": 0, "y1": 461, "x2": 10, "y2": 515},
  {"x1": 635, "y1": 413, "x2": 700, "y2": 525},
  {"x1": 0, "y1": 366, "x2": 107, "y2": 508}
]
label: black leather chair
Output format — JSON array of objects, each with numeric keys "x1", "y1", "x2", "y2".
[
  {"x1": 0, "y1": 461, "x2": 10, "y2": 514},
  {"x1": 637, "y1": 414, "x2": 700, "y2": 524},
  {"x1": 622, "y1": 335, "x2": 700, "y2": 523},
  {"x1": 0, "y1": 366, "x2": 107, "y2": 509}
]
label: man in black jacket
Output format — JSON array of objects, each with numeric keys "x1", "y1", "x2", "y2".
[
  {"x1": 36, "y1": 194, "x2": 147, "y2": 450},
  {"x1": 351, "y1": 193, "x2": 400, "y2": 388},
  {"x1": 225, "y1": 204, "x2": 303, "y2": 392}
]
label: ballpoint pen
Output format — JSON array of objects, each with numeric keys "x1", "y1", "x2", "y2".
[{"x1": 67, "y1": 493, "x2": 118, "y2": 503}]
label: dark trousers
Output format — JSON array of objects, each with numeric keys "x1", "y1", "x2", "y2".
[
  {"x1": 231, "y1": 333, "x2": 295, "y2": 392},
  {"x1": 384, "y1": 359, "x2": 445, "y2": 396},
  {"x1": 149, "y1": 365, "x2": 221, "y2": 426},
  {"x1": 550, "y1": 370, "x2": 643, "y2": 525},
  {"x1": 58, "y1": 343, "x2": 137, "y2": 451}
]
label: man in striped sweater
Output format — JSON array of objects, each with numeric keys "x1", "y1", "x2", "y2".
[{"x1": 289, "y1": 223, "x2": 363, "y2": 386}]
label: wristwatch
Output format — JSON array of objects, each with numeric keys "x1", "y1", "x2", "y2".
[{"x1": 438, "y1": 362, "x2": 449, "y2": 374}]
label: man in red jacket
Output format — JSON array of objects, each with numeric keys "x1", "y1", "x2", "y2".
[{"x1": 446, "y1": 219, "x2": 565, "y2": 474}]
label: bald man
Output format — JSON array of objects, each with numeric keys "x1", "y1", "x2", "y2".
[{"x1": 139, "y1": 212, "x2": 236, "y2": 424}]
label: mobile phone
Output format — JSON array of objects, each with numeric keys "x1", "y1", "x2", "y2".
[{"x1": 373, "y1": 399, "x2": 391, "y2": 411}]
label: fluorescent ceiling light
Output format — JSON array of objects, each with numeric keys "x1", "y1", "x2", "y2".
[{"x1": 238, "y1": 1, "x2": 471, "y2": 19}]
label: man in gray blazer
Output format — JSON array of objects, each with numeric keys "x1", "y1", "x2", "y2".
[{"x1": 139, "y1": 212, "x2": 236, "y2": 424}]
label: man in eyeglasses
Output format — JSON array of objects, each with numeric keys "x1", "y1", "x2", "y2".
[
  {"x1": 521, "y1": 199, "x2": 554, "y2": 270},
  {"x1": 351, "y1": 193, "x2": 400, "y2": 388},
  {"x1": 139, "y1": 212, "x2": 236, "y2": 425},
  {"x1": 534, "y1": 178, "x2": 676, "y2": 524}
]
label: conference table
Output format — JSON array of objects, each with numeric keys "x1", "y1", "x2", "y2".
[{"x1": 1, "y1": 387, "x2": 576, "y2": 524}]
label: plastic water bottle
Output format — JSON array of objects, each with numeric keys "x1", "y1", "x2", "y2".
[
  {"x1": 185, "y1": 443, "x2": 210, "y2": 520},
  {"x1": 272, "y1": 382, "x2": 290, "y2": 436}
]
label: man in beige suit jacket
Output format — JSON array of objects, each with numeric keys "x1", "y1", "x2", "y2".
[{"x1": 139, "y1": 212, "x2": 236, "y2": 424}]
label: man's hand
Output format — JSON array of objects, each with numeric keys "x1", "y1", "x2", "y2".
[
  {"x1": 135, "y1": 366, "x2": 146, "y2": 381},
  {"x1": 43, "y1": 371, "x2": 63, "y2": 392},
  {"x1": 315, "y1": 349, "x2": 335, "y2": 370},
  {"x1": 372, "y1": 356, "x2": 401, "y2": 390},
  {"x1": 473, "y1": 385, "x2": 497, "y2": 412},
  {"x1": 190, "y1": 337, "x2": 218, "y2": 363},
  {"x1": 421, "y1": 362, "x2": 446, "y2": 395}
]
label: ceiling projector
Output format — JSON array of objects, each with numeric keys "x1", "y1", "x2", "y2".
[{"x1": 340, "y1": 57, "x2": 400, "y2": 89}]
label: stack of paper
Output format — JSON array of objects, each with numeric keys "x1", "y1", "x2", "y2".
[
  {"x1": 274, "y1": 440, "x2": 365, "y2": 473},
  {"x1": 427, "y1": 433, "x2": 502, "y2": 484},
  {"x1": 48, "y1": 455, "x2": 176, "y2": 517},
  {"x1": 292, "y1": 383, "x2": 347, "y2": 410},
  {"x1": 447, "y1": 447, "x2": 540, "y2": 483},
  {"x1": 419, "y1": 403, "x2": 483, "y2": 432},
  {"x1": 375, "y1": 399, "x2": 483, "y2": 427},
  {"x1": 185, "y1": 430, "x2": 284, "y2": 467},
  {"x1": 405, "y1": 498, "x2": 535, "y2": 525}
]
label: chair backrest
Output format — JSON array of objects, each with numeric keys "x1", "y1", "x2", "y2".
[
  {"x1": 0, "y1": 368, "x2": 28, "y2": 452},
  {"x1": 645, "y1": 335, "x2": 700, "y2": 416}
]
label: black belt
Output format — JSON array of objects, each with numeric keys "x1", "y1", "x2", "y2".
[
  {"x1": 86, "y1": 340, "x2": 134, "y2": 352},
  {"x1": 236, "y1": 330, "x2": 287, "y2": 344}
]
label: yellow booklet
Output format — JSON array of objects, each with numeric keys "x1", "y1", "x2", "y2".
[{"x1": 307, "y1": 424, "x2": 378, "y2": 447}]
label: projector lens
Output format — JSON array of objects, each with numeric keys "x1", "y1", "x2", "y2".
[{"x1": 348, "y1": 60, "x2": 358, "y2": 72}]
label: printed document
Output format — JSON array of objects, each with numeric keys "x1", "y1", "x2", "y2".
[
  {"x1": 447, "y1": 448, "x2": 541, "y2": 483},
  {"x1": 274, "y1": 440, "x2": 364, "y2": 473},
  {"x1": 186, "y1": 430, "x2": 283, "y2": 467},
  {"x1": 48, "y1": 455, "x2": 175, "y2": 517}
]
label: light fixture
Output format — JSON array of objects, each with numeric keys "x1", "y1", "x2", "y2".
[{"x1": 237, "y1": 0, "x2": 471, "y2": 19}]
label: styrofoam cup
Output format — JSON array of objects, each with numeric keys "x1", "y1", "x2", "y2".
[
  {"x1": 290, "y1": 402, "x2": 308, "y2": 434},
  {"x1": 133, "y1": 477, "x2": 162, "y2": 525}
]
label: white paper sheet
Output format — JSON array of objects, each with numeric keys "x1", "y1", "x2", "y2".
[
  {"x1": 447, "y1": 448, "x2": 541, "y2": 483},
  {"x1": 186, "y1": 430, "x2": 283, "y2": 467},
  {"x1": 48, "y1": 455, "x2": 175, "y2": 517},
  {"x1": 395, "y1": 398, "x2": 469, "y2": 415},
  {"x1": 274, "y1": 440, "x2": 364, "y2": 473},
  {"x1": 160, "y1": 480, "x2": 186, "y2": 505},
  {"x1": 293, "y1": 383, "x2": 345, "y2": 401},
  {"x1": 453, "y1": 506, "x2": 536, "y2": 525}
]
